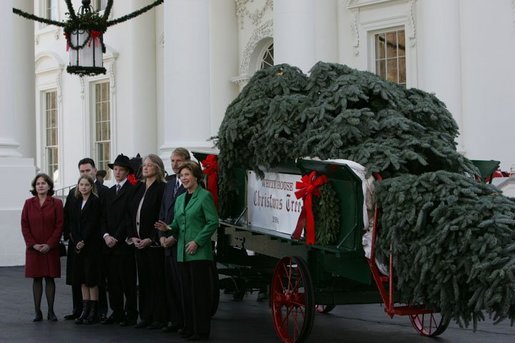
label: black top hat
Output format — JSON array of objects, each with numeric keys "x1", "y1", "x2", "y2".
[{"x1": 108, "y1": 154, "x2": 133, "y2": 173}]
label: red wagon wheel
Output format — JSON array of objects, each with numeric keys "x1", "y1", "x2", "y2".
[
  {"x1": 409, "y1": 312, "x2": 450, "y2": 337},
  {"x1": 271, "y1": 256, "x2": 315, "y2": 343}
]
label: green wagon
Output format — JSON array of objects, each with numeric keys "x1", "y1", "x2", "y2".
[{"x1": 196, "y1": 153, "x2": 449, "y2": 343}]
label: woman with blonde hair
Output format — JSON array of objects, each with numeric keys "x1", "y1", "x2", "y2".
[
  {"x1": 70, "y1": 175, "x2": 103, "y2": 325},
  {"x1": 128, "y1": 154, "x2": 167, "y2": 329}
]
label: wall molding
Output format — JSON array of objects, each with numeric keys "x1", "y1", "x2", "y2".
[
  {"x1": 235, "y1": 0, "x2": 273, "y2": 29},
  {"x1": 239, "y1": 19, "x2": 273, "y2": 76},
  {"x1": 347, "y1": 0, "x2": 417, "y2": 55}
]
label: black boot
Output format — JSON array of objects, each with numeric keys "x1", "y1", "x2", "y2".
[
  {"x1": 75, "y1": 301, "x2": 90, "y2": 325},
  {"x1": 47, "y1": 310, "x2": 58, "y2": 322},
  {"x1": 33, "y1": 309, "x2": 43, "y2": 322},
  {"x1": 84, "y1": 301, "x2": 98, "y2": 325}
]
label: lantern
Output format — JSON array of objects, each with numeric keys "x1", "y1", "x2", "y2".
[
  {"x1": 66, "y1": 29, "x2": 105, "y2": 76},
  {"x1": 13, "y1": 0, "x2": 164, "y2": 77},
  {"x1": 65, "y1": 1, "x2": 106, "y2": 76}
]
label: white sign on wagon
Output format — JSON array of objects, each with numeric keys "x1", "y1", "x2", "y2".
[{"x1": 247, "y1": 171, "x2": 304, "y2": 235}]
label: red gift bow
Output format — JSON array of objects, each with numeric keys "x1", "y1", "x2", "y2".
[
  {"x1": 291, "y1": 171, "x2": 328, "y2": 245},
  {"x1": 89, "y1": 30, "x2": 102, "y2": 47},
  {"x1": 201, "y1": 154, "x2": 219, "y2": 207}
]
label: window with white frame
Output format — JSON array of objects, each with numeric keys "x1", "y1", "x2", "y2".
[
  {"x1": 260, "y1": 43, "x2": 274, "y2": 70},
  {"x1": 94, "y1": 0, "x2": 108, "y2": 12},
  {"x1": 43, "y1": 0, "x2": 58, "y2": 21},
  {"x1": 93, "y1": 82, "x2": 111, "y2": 180},
  {"x1": 374, "y1": 28, "x2": 406, "y2": 86},
  {"x1": 44, "y1": 90, "x2": 59, "y2": 183}
]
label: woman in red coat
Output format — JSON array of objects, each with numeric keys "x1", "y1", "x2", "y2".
[{"x1": 21, "y1": 173, "x2": 63, "y2": 322}]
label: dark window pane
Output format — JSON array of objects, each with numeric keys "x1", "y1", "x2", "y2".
[
  {"x1": 387, "y1": 59, "x2": 398, "y2": 82},
  {"x1": 399, "y1": 57, "x2": 406, "y2": 84},
  {"x1": 386, "y1": 32, "x2": 397, "y2": 58},
  {"x1": 376, "y1": 60, "x2": 385, "y2": 78},
  {"x1": 376, "y1": 33, "x2": 385, "y2": 59},
  {"x1": 398, "y1": 30, "x2": 406, "y2": 57}
]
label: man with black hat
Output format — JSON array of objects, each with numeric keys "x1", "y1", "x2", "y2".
[{"x1": 100, "y1": 154, "x2": 138, "y2": 326}]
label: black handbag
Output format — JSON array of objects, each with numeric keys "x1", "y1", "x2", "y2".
[{"x1": 58, "y1": 240, "x2": 67, "y2": 257}]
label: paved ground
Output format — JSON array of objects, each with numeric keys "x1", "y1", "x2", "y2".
[{"x1": 0, "y1": 264, "x2": 513, "y2": 342}]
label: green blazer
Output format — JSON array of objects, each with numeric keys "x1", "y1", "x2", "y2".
[{"x1": 170, "y1": 187, "x2": 219, "y2": 262}]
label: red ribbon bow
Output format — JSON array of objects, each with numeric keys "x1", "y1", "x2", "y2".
[
  {"x1": 64, "y1": 32, "x2": 70, "y2": 51},
  {"x1": 89, "y1": 30, "x2": 102, "y2": 48},
  {"x1": 291, "y1": 171, "x2": 328, "y2": 245},
  {"x1": 201, "y1": 155, "x2": 219, "y2": 208}
]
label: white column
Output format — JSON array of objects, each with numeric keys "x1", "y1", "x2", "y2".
[
  {"x1": 208, "y1": 0, "x2": 239, "y2": 138},
  {"x1": 273, "y1": 0, "x2": 316, "y2": 73},
  {"x1": 0, "y1": 0, "x2": 21, "y2": 158},
  {"x1": 417, "y1": 0, "x2": 464, "y2": 151},
  {"x1": 0, "y1": 0, "x2": 36, "y2": 266},
  {"x1": 314, "y1": 0, "x2": 339, "y2": 63},
  {"x1": 14, "y1": 0, "x2": 36, "y2": 159},
  {"x1": 161, "y1": 0, "x2": 212, "y2": 156}
]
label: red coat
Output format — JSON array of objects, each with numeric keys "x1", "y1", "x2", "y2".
[{"x1": 21, "y1": 196, "x2": 64, "y2": 278}]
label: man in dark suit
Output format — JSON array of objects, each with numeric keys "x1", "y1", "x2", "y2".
[
  {"x1": 63, "y1": 158, "x2": 109, "y2": 320},
  {"x1": 101, "y1": 154, "x2": 138, "y2": 326},
  {"x1": 157, "y1": 148, "x2": 190, "y2": 332}
]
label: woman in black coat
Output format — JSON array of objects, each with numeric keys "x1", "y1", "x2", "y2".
[
  {"x1": 70, "y1": 175, "x2": 102, "y2": 325},
  {"x1": 128, "y1": 154, "x2": 167, "y2": 329}
]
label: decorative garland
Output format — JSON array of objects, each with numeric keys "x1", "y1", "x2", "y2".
[
  {"x1": 66, "y1": 65, "x2": 106, "y2": 76},
  {"x1": 12, "y1": 0, "x2": 164, "y2": 76},
  {"x1": 312, "y1": 183, "x2": 340, "y2": 246}
]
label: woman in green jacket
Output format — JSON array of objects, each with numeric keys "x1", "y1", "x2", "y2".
[{"x1": 155, "y1": 161, "x2": 218, "y2": 340}]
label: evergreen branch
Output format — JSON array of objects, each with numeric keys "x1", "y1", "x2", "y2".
[
  {"x1": 102, "y1": 0, "x2": 114, "y2": 20},
  {"x1": 64, "y1": 0, "x2": 77, "y2": 21},
  {"x1": 106, "y1": 0, "x2": 164, "y2": 27},
  {"x1": 12, "y1": 8, "x2": 65, "y2": 27}
]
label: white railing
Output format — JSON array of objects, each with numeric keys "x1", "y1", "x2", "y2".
[{"x1": 54, "y1": 184, "x2": 74, "y2": 203}]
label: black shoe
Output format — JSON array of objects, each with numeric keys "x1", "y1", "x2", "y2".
[
  {"x1": 147, "y1": 321, "x2": 165, "y2": 330},
  {"x1": 98, "y1": 314, "x2": 108, "y2": 323},
  {"x1": 257, "y1": 290, "x2": 268, "y2": 302},
  {"x1": 120, "y1": 319, "x2": 137, "y2": 327},
  {"x1": 33, "y1": 310, "x2": 43, "y2": 322},
  {"x1": 188, "y1": 334, "x2": 209, "y2": 341},
  {"x1": 64, "y1": 312, "x2": 80, "y2": 320},
  {"x1": 101, "y1": 315, "x2": 116, "y2": 325},
  {"x1": 162, "y1": 323, "x2": 180, "y2": 333},
  {"x1": 134, "y1": 320, "x2": 149, "y2": 329},
  {"x1": 47, "y1": 311, "x2": 58, "y2": 322},
  {"x1": 179, "y1": 329, "x2": 193, "y2": 338}
]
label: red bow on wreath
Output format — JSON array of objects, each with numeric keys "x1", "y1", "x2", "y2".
[
  {"x1": 291, "y1": 171, "x2": 328, "y2": 245},
  {"x1": 201, "y1": 154, "x2": 219, "y2": 208}
]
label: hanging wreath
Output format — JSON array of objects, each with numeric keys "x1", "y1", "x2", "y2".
[
  {"x1": 13, "y1": 0, "x2": 164, "y2": 77},
  {"x1": 312, "y1": 182, "x2": 340, "y2": 246}
]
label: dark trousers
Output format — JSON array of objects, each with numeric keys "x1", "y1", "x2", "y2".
[
  {"x1": 98, "y1": 270, "x2": 108, "y2": 317},
  {"x1": 179, "y1": 260, "x2": 213, "y2": 338},
  {"x1": 106, "y1": 252, "x2": 138, "y2": 321},
  {"x1": 135, "y1": 247, "x2": 167, "y2": 323},
  {"x1": 164, "y1": 247, "x2": 183, "y2": 326},
  {"x1": 66, "y1": 244, "x2": 82, "y2": 313}
]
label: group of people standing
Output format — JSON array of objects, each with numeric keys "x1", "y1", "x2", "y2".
[{"x1": 20, "y1": 148, "x2": 219, "y2": 341}]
